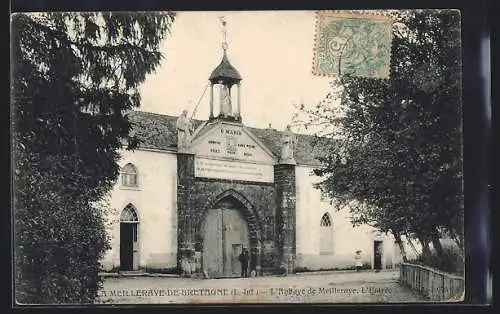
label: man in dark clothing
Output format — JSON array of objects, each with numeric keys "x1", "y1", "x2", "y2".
[{"x1": 239, "y1": 248, "x2": 249, "y2": 278}]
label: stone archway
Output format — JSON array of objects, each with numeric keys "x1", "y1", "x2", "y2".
[{"x1": 201, "y1": 189, "x2": 263, "y2": 278}]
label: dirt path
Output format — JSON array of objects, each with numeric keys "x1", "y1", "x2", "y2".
[{"x1": 97, "y1": 270, "x2": 427, "y2": 304}]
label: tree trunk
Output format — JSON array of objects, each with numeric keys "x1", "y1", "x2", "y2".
[
  {"x1": 406, "y1": 235, "x2": 421, "y2": 256},
  {"x1": 431, "y1": 233, "x2": 445, "y2": 260},
  {"x1": 418, "y1": 236, "x2": 431, "y2": 257},
  {"x1": 451, "y1": 230, "x2": 465, "y2": 254},
  {"x1": 451, "y1": 233, "x2": 465, "y2": 258},
  {"x1": 393, "y1": 232, "x2": 408, "y2": 262}
]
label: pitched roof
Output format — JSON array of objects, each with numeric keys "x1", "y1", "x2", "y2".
[{"x1": 127, "y1": 110, "x2": 330, "y2": 166}]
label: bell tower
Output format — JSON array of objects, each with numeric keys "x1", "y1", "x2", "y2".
[{"x1": 208, "y1": 17, "x2": 243, "y2": 122}]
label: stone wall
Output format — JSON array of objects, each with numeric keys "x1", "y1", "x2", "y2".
[
  {"x1": 274, "y1": 163, "x2": 297, "y2": 274},
  {"x1": 177, "y1": 153, "x2": 279, "y2": 275}
]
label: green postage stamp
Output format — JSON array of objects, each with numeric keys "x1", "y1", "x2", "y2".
[{"x1": 313, "y1": 11, "x2": 393, "y2": 79}]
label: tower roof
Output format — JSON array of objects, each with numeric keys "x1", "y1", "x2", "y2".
[{"x1": 209, "y1": 51, "x2": 242, "y2": 84}]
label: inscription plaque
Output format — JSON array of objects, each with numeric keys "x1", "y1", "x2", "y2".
[
  {"x1": 192, "y1": 124, "x2": 275, "y2": 163},
  {"x1": 195, "y1": 157, "x2": 274, "y2": 183}
]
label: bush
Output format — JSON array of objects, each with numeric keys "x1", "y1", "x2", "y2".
[{"x1": 14, "y1": 156, "x2": 111, "y2": 304}]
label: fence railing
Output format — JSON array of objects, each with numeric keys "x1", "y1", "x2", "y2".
[{"x1": 399, "y1": 262, "x2": 464, "y2": 302}]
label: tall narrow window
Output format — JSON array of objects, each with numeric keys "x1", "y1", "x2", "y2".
[
  {"x1": 319, "y1": 212, "x2": 334, "y2": 255},
  {"x1": 121, "y1": 163, "x2": 138, "y2": 187}
]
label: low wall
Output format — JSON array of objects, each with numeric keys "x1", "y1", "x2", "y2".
[
  {"x1": 399, "y1": 262, "x2": 464, "y2": 301},
  {"x1": 296, "y1": 253, "x2": 360, "y2": 271}
]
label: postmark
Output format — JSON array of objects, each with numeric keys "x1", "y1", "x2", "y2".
[{"x1": 312, "y1": 10, "x2": 393, "y2": 78}]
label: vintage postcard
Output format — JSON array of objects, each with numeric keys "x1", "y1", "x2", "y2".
[{"x1": 11, "y1": 9, "x2": 465, "y2": 305}]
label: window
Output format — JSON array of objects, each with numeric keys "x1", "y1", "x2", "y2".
[
  {"x1": 120, "y1": 204, "x2": 138, "y2": 242},
  {"x1": 121, "y1": 163, "x2": 138, "y2": 187},
  {"x1": 320, "y1": 212, "x2": 332, "y2": 227},
  {"x1": 120, "y1": 204, "x2": 139, "y2": 222},
  {"x1": 319, "y1": 213, "x2": 333, "y2": 255}
]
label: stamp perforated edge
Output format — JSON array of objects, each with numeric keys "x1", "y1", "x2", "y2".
[{"x1": 312, "y1": 10, "x2": 394, "y2": 79}]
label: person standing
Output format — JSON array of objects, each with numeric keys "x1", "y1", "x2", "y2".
[
  {"x1": 374, "y1": 246, "x2": 382, "y2": 272},
  {"x1": 239, "y1": 248, "x2": 249, "y2": 278},
  {"x1": 355, "y1": 250, "x2": 363, "y2": 272}
]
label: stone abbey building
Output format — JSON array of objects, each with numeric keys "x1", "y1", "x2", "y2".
[{"x1": 101, "y1": 35, "x2": 400, "y2": 277}]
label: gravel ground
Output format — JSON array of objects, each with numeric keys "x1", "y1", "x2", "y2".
[{"x1": 96, "y1": 270, "x2": 428, "y2": 304}]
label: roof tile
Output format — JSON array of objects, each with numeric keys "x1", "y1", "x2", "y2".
[{"x1": 128, "y1": 110, "x2": 329, "y2": 166}]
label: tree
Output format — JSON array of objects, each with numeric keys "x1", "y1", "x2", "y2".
[
  {"x1": 12, "y1": 12, "x2": 175, "y2": 303},
  {"x1": 301, "y1": 10, "x2": 463, "y2": 265}
]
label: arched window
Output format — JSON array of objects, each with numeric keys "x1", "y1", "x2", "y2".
[
  {"x1": 320, "y1": 212, "x2": 332, "y2": 227},
  {"x1": 120, "y1": 204, "x2": 139, "y2": 222},
  {"x1": 319, "y1": 213, "x2": 334, "y2": 255},
  {"x1": 121, "y1": 163, "x2": 138, "y2": 187},
  {"x1": 120, "y1": 204, "x2": 139, "y2": 247}
]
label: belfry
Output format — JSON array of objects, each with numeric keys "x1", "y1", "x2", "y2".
[{"x1": 208, "y1": 18, "x2": 243, "y2": 122}]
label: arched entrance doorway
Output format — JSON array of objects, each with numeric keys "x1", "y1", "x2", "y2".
[
  {"x1": 202, "y1": 193, "x2": 258, "y2": 278},
  {"x1": 120, "y1": 204, "x2": 139, "y2": 271}
]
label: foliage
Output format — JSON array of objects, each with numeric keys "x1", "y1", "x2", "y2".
[
  {"x1": 300, "y1": 10, "x2": 463, "y2": 259},
  {"x1": 12, "y1": 12, "x2": 175, "y2": 303},
  {"x1": 410, "y1": 241, "x2": 465, "y2": 275},
  {"x1": 14, "y1": 154, "x2": 112, "y2": 303}
]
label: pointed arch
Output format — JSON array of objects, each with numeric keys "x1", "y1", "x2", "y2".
[
  {"x1": 121, "y1": 203, "x2": 139, "y2": 222},
  {"x1": 319, "y1": 212, "x2": 334, "y2": 255},
  {"x1": 204, "y1": 189, "x2": 263, "y2": 242},
  {"x1": 320, "y1": 212, "x2": 332, "y2": 227}
]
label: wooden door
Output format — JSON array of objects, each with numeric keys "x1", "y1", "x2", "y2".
[
  {"x1": 202, "y1": 208, "x2": 224, "y2": 277},
  {"x1": 222, "y1": 209, "x2": 249, "y2": 277},
  {"x1": 120, "y1": 223, "x2": 133, "y2": 271},
  {"x1": 202, "y1": 206, "x2": 250, "y2": 278}
]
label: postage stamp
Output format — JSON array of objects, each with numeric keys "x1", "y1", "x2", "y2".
[{"x1": 312, "y1": 10, "x2": 393, "y2": 79}]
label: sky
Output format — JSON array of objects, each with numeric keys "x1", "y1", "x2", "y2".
[{"x1": 138, "y1": 11, "x2": 335, "y2": 131}]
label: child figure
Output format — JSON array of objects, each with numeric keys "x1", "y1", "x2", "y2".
[{"x1": 355, "y1": 250, "x2": 363, "y2": 271}]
